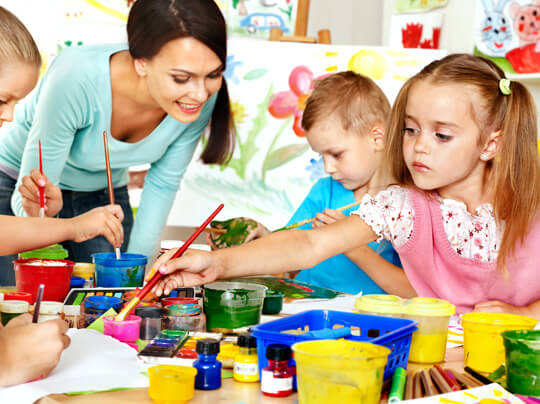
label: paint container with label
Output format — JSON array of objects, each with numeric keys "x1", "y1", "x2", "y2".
[
  {"x1": 502, "y1": 329, "x2": 540, "y2": 396},
  {"x1": 36, "y1": 301, "x2": 64, "y2": 323},
  {"x1": 92, "y1": 252, "x2": 147, "y2": 287},
  {"x1": 82, "y1": 295, "x2": 123, "y2": 327},
  {"x1": 203, "y1": 282, "x2": 267, "y2": 331},
  {"x1": 64, "y1": 305, "x2": 82, "y2": 329},
  {"x1": 135, "y1": 306, "x2": 162, "y2": 340},
  {"x1": 0, "y1": 300, "x2": 29, "y2": 325},
  {"x1": 103, "y1": 315, "x2": 142, "y2": 343},
  {"x1": 72, "y1": 263, "x2": 95, "y2": 288},
  {"x1": 148, "y1": 364, "x2": 197, "y2": 404},
  {"x1": 261, "y1": 344, "x2": 294, "y2": 397},
  {"x1": 234, "y1": 334, "x2": 259, "y2": 382}
]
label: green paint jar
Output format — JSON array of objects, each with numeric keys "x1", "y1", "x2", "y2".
[
  {"x1": 502, "y1": 329, "x2": 540, "y2": 396},
  {"x1": 0, "y1": 300, "x2": 29, "y2": 325},
  {"x1": 262, "y1": 290, "x2": 284, "y2": 315},
  {"x1": 203, "y1": 282, "x2": 267, "y2": 331}
]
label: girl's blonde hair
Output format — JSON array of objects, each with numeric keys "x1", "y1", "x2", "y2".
[
  {"x1": 385, "y1": 53, "x2": 540, "y2": 270},
  {"x1": 0, "y1": 7, "x2": 41, "y2": 69}
]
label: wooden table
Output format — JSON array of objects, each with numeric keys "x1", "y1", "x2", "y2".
[{"x1": 37, "y1": 347, "x2": 465, "y2": 404}]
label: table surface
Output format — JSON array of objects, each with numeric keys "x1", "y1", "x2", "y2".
[{"x1": 37, "y1": 347, "x2": 465, "y2": 404}]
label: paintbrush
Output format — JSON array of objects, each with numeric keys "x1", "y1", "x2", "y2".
[
  {"x1": 32, "y1": 284, "x2": 45, "y2": 323},
  {"x1": 204, "y1": 227, "x2": 227, "y2": 235},
  {"x1": 273, "y1": 200, "x2": 362, "y2": 232},
  {"x1": 38, "y1": 140, "x2": 45, "y2": 218},
  {"x1": 102, "y1": 131, "x2": 121, "y2": 260},
  {"x1": 115, "y1": 203, "x2": 224, "y2": 321}
]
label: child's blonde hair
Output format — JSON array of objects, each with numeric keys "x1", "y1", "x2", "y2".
[
  {"x1": 0, "y1": 7, "x2": 41, "y2": 69},
  {"x1": 385, "y1": 53, "x2": 540, "y2": 270},
  {"x1": 302, "y1": 71, "x2": 390, "y2": 135}
]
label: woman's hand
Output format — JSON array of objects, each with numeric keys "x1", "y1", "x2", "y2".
[
  {"x1": 0, "y1": 314, "x2": 70, "y2": 386},
  {"x1": 69, "y1": 205, "x2": 124, "y2": 247},
  {"x1": 19, "y1": 169, "x2": 63, "y2": 217}
]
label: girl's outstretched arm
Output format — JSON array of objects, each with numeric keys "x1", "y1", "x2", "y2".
[
  {"x1": 151, "y1": 214, "x2": 377, "y2": 295},
  {"x1": 474, "y1": 299, "x2": 540, "y2": 320}
]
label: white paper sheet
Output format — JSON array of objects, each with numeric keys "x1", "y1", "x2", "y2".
[
  {"x1": 402, "y1": 383, "x2": 525, "y2": 403},
  {"x1": 0, "y1": 329, "x2": 149, "y2": 404},
  {"x1": 280, "y1": 294, "x2": 358, "y2": 315}
]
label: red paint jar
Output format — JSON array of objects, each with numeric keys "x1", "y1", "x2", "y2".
[
  {"x1": 14, "y1": 259, "x2": 74, "y2": 303},
  {"x1": 4, "y1": 292, "x2": 33, "y2": 304},
  {"x1": 161, "y1": 297, "x2": 198, "y2": 307},
  {"x1": 261, "y1": 344, "x2": 293, "y2": 397}
]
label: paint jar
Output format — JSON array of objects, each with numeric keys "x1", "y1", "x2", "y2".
[
  {"x1": 148, "y1": 364, "x2": 197, "y2": 404},
  {"x1": 3, "y1": 291, "x2": 33, "y2": 304},
  {"x1": 82, "y1": 295, "x2": 123, "y2": 327},
  {"x1": 354, "y1": 294, "x2": 404, "y2": 317},
  {"x1": 217, "y1": 342, "x2": 239, "y2": 369},
  {"x1": 14, "y1": 258, "x2": 74, "y2": 303},
  {"x1": 64, "y1": 305, "x2": 82, "y2": 328},
  {"x1": 92, "y1": 252, "x2": 147, "y2": 287},
  {"x1": 293, "y1": 340, "x2": 390, "y2": 404},
  {"x1": 36, "y1": 301, "x2": 64, "y2": 323},
  {"x1": 461, "y1": 312, "x2": 538, "y2": 373},
  {"x1": 0, "y1": 300, "x2": 29, "y2": 325},
  {"x1": 165, "y1": 313, "x2": 206, "y2": 332},
  {"x1": 135, "y1": 306, "x2": 162, "y2": 340},
  {"x1": 402, "y1": 297, "x2": 455, "y2": 363},
  {"x1": 103, "y1": 315, "x2": 142, "y2": 343},
  {"x1": 502, "y1": 329, "x2": 540, "y2": 396},
  {"x1": 262, "y1": 290, "x2": 284, "y2": 315},
  {"x1": 203, "y1": 282, "x2": 267, "y2": 331},
  {"x1": 234, "y1": 334, "x2": 259, "y2": 382},
  {"x1": 193, "y1": 339, "x2": 222, "y2": 390},
  {"x1": 72, "y1": 263, "x2": 95, "y2": 288},
  {"x1": 19, "y1": 244, "x2": 68, "y2": 260},
  {"x1": 261, "y1": 344, "x2": 294, "y2": 397},
  {"x1": 161, "y1": 297, "x2": 198, "y2": 307},
  {"x1": 70, "y1": 276, "x2": 85, "y2": 289}
]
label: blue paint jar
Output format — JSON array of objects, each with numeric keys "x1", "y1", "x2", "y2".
[
  {"x1": 92, "y1": 252, "x2": 147, "y2": 287},
  {"x1": 193, "y1": 339, "x2": 222, "y2": 390},
  {"x1": 83, "y1": 295, "x2": 123, "y2": 327}
]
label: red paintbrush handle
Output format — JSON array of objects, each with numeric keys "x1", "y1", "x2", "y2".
[
  {"x1": 135, "y1": 203, "x2": 224, "y2": 300},
  {"x1": 38, "y1": 140, "x2": 45, "y2": 209}
]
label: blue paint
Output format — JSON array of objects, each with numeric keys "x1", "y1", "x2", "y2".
[
  {"x1": 92, "y1": 252, "x2": 147, "y2": 287},
  {"x1": 194, "y1": 339, "x2": 222, "y2": 390}
]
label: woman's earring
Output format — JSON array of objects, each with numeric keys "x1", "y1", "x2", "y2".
[{"x1": 480, "y1": 152, "x2": 490, "y2": 161}]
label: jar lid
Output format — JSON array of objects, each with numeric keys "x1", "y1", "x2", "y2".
[
  {"x1": 4, "y1": 292, "x2": 33, "y2": 304},
  {"x1": 0, "y1": 300, "x2": 29, "y2": 313},
  {"x1": 38, "y1": 301, "x2": 64, "y2": 315},
  {"x1": 64, "y1": 305, "x2": 81, "y2": 316},
  {"x1": 266, "y1": 344, "x2": 291, "y2": 361},
  {"x1": 403, "y1": 297, "x2": 455, "y2": 317},
  {"x1": 19, "y1": 244, "x2": 68, "y2": 260},
  {"x1": 84, "y1": 295, "x2": 122, "y2": 310},
  {"x1": 237, "y1": 333, "x2": 257, "y2": 348},
  {"x1": 196, "y1": 338, "x2": 220, "y2": 355},
  {"x1": 135, "y1": 306, "x2": 162, "y2": 318},
  {"x1": 355, "y1": 294, "x2": 404, "y2": 314}
]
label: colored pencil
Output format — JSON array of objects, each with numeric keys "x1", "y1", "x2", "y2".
[
  {"x1": 443, "y1": 368, "x2": 462, "y2": 390},
  {"x1": 435, "y1": 364, "x2": 461, "y2": 391},
  {"x1": 413, "y1": 372, "x2": 423, "y2": 398},
  {"x1": 102, "y1": 131, "x2": 121, "y2": 260},
  {"x1": 420, "y1": 369, "x2": 437, "y2": 396},
  {"x1": 455, "y1": 371, "x2": 482, "y2": 388},
  {"x1": 115, "y1": 203, "x2": 224, "y2": 321},
  {"x1": 38, "y1": 140, "x2": 45, "y2": 218},
  {"x1": 273, "y1": 200, "x2": 362, "y2": 232},
  {"x1": 404, "y1": 370, "x2": 415, "y2": 400},
  {"x1": 32, "y1": 284, "x2": 45, "y2": 323},
  {"x1": 430, "y1": 367, "x2": 452, "y2": 393},
  {"x1": 464, "y1": 366, "x2": 492, "y2": 385},
  {"x1": 389, "y1": 367, "x2": 407, "y2": 403}
]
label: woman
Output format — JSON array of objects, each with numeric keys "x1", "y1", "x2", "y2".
[{"x1": 0, "y1": 0, "x2": 234, "y2": 283}]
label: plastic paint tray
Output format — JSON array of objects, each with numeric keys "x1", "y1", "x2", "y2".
[{"x1": 251, "y1": 310, "x2": 417, "y2": 381}]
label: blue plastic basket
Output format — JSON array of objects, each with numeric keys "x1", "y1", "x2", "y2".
[{"x1": 251, "y1": 310, "x2": 417, "y2": 381}]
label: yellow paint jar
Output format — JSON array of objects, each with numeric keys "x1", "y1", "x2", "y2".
[
  {"x1": 72, "y1": 263, "x2": 95, "y2": 288},
  {"x1": 354, "y1": 294, "x2": 404, "y2": 317},
  {"x1": 148, "y1": 365, "x2": 197, "y2": 404},
  {"x1": 292, "y1": 340, "x2": 390, "y2": 404},
  {"x1": 233, "y1": 334, "x2": 259, "y2": 382},
  {"x1": 461, "y1": 312, "x2": 537, "y2": 373},
  {"x1": 402, "y1": 297, "x2": 455, "y2": 363}
]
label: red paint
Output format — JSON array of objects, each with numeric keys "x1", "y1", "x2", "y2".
[
  {"x1": 519, "y1": 23, "x2": 525, "y2": 32},
  {"x1": 483, "y1": 25, "x2": 493, "y2": 32},
  {"x1": 506, "y1": 43, "x2": 540, "y2": 73},
  {"x1": 501, "y1": 26, "x2": 507, "y2": 31},
  {"x1": 261, "y1": 360, "x2": 294, "y2": 397},
  {"x1": 14, "y1": 259, "x2": 74, "y2": 303},
  {"x1": 4, "y1": 291, "x2": 33, "y2": 304}
]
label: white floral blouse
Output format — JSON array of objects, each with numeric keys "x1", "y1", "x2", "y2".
[{"x1": 354, "y1": 186, "x2": 503, "y2": 263}]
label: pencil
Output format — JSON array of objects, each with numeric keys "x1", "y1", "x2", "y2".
[
  {"x1": 455, "y1": 371, "x2": 483, "y2": 388},
  {"x1": 420, "y1": 369, "x2": 437, "y2": 396},
  {"x1": 430, "y1": 367, "x2": 452, "y2": 393},
  {"x1": 32, "y1": 284, "x2": 45, "y2": 323},
  {"x1": 102, "y1": 131, "x2": 121, "y2": 260},
  {"x1": 413, "y1": 372, "x2": 423, "y2": 399},
  {"x1": 38, "y1": 140, "x2": 45, "y2": 218},
  {"x1": 404, "y1": 370, "x2": 414, "y2": 400},
  {"x1": 435, "y1": 365, "x2": 460, "y2": 391},
  {"x1": 273, "y1": 200, "x2": 362, "y2": 232},
  {"x1": 464, "y1": 366, "x2": 492, "y2": 385},
  {"x1": 444, "y1": 369, "x2": 463, "y2": 390}
]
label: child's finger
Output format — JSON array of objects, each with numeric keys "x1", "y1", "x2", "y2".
[
  {"x1": 106, "y1": 204, "x2": 124, "y2": 222},
  {"x1": 19, "y1": 177, "x2": 40, "y2": 203}
]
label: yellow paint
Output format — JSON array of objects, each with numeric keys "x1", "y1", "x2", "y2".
[
  {"x1": 408, "y1": 332, "x2": 448, "y2": 363},
  {"x1": 464, "y1": 392, "x2": 479, "y2": 399},
  {"x1": 148, "y1": 365, "x2": 196, "y2": 404},
  {"x1": 233, "y1": 347, "x2": 259, "y2": 382},
  {"x1": 492, "y1": 389, "x2": 503, "y2": 397},
  {"x1": 115, "y1": 296, "x2": 139, "y2": 321},
  {"x1": 325, "y1": 52, "x2": 339, "y2": 57},
  {"x1": 479, "y1": 399, "x2": 506, "y2": 404},
  {"x1": 84, "y1": 0, "x2": 128, "y2": 21},
  {"x1": 347, "y1": 49, "x2": 387, "y2": 81},
  {"x1": 395, "y1": 59, "x2": 419, "y2": 67},
  {"x1": 325, "y1": 66, "x2": 338, "y2": 72},
  {"x1": 439, "y1": 398, "x2": 464, "y2": 404}
]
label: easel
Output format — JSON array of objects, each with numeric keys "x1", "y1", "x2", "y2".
[{"x1": 268, "y1": 0, "x2": 331, "y2": 45}]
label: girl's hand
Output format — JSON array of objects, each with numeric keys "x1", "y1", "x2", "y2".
[
  {"x1": 149, "y1": 249, "x2": 224, "y2": 295},
  {"x1": 473, "y1": 300, "x2": 530, "y2": 317},
  {"x1": 69, "y1": 205, "x2": 124, "y2": 247},
  {"x1": 312, "y1": 209, "x2": 346, "y2": 228},
  {"x1": 19, "y1": 169, "x2": 63, "y2": 217},
  {"x1": 0, "y1": 314, "x2": 70, "y2": 386}
]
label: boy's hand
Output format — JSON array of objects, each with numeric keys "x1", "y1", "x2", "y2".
[
  {"x1": 312, "y1": 208, "x2": 346, "y2": 228},
  {"x1": 19, "y1": 169, "x2": 63, "y2": 217},
  {"x1": 208, "y1": 217, "x2": 270, "y2": 249},
  {"x1": 69, "y1": 205, "x2": 124, "y2": 247},
  {"x1": 0, "y1": 315, "x2": 70, "y2": 386}
]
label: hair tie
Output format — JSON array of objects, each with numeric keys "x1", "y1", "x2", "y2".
[{"x1": 499, "y1": 78, "x2": 512, "y2": 95}]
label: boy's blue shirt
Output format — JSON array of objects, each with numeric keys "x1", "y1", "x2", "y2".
[{"x1": 289, "y1": 176, "x2": 402, "y2": 295}]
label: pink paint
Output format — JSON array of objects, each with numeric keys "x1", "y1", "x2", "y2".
[{"x1": 103, "y1": 315, "x2": 141, "y2": 343}]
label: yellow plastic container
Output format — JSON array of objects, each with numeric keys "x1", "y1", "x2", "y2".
[
  {"x1": 354, "y1": 294, "x2": 404, "y2": 317},
  {"x1": 148, "y1": 365, "x2": 197, "y2": 404},
  {"x1": 402, "y1": 297, "x2": 455, "y2": 363},
  {"x1": 292, "y1": 340, "x2": 390, "y2": 404},
  {"x1": 72, "y1": 263, "x2": 95, "y2": 288},
  {"x1": 461, "y1": 312, "x2": 538, "y2": 373}
]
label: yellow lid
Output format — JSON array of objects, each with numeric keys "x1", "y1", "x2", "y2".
[
  {"x1": 461, "y1": 312, "x2": 538, "y2": 327},
  {"x1": 403, "y1": 297, "x2": 455, "y2": 317},
  {"x1": 355, "y1": 294, "x2": 404, "y2": 314},
  {"x1": 0, "y1": 300, "x2": 29, "y2": 313}
]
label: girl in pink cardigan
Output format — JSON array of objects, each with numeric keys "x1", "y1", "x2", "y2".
[{"x1": 151, "y1": 54, "x2": 540, "y2": 318}]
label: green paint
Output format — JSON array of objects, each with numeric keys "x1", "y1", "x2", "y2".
[
  {"x1": 1, "y1": 312, "x2": 23, "y2": 326},
  {"x1": 203, "y1": 286, "x2": 264, "y2": 331},
  {"x1": 209, "y1": 218, "x2": 259, "y2": 248},
  {"x1": 229, "y1": 277, "x2": 340, "y2": 299},
  {"x1": 502, "y1": 330, "x2": 540, "y2": 396}
]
